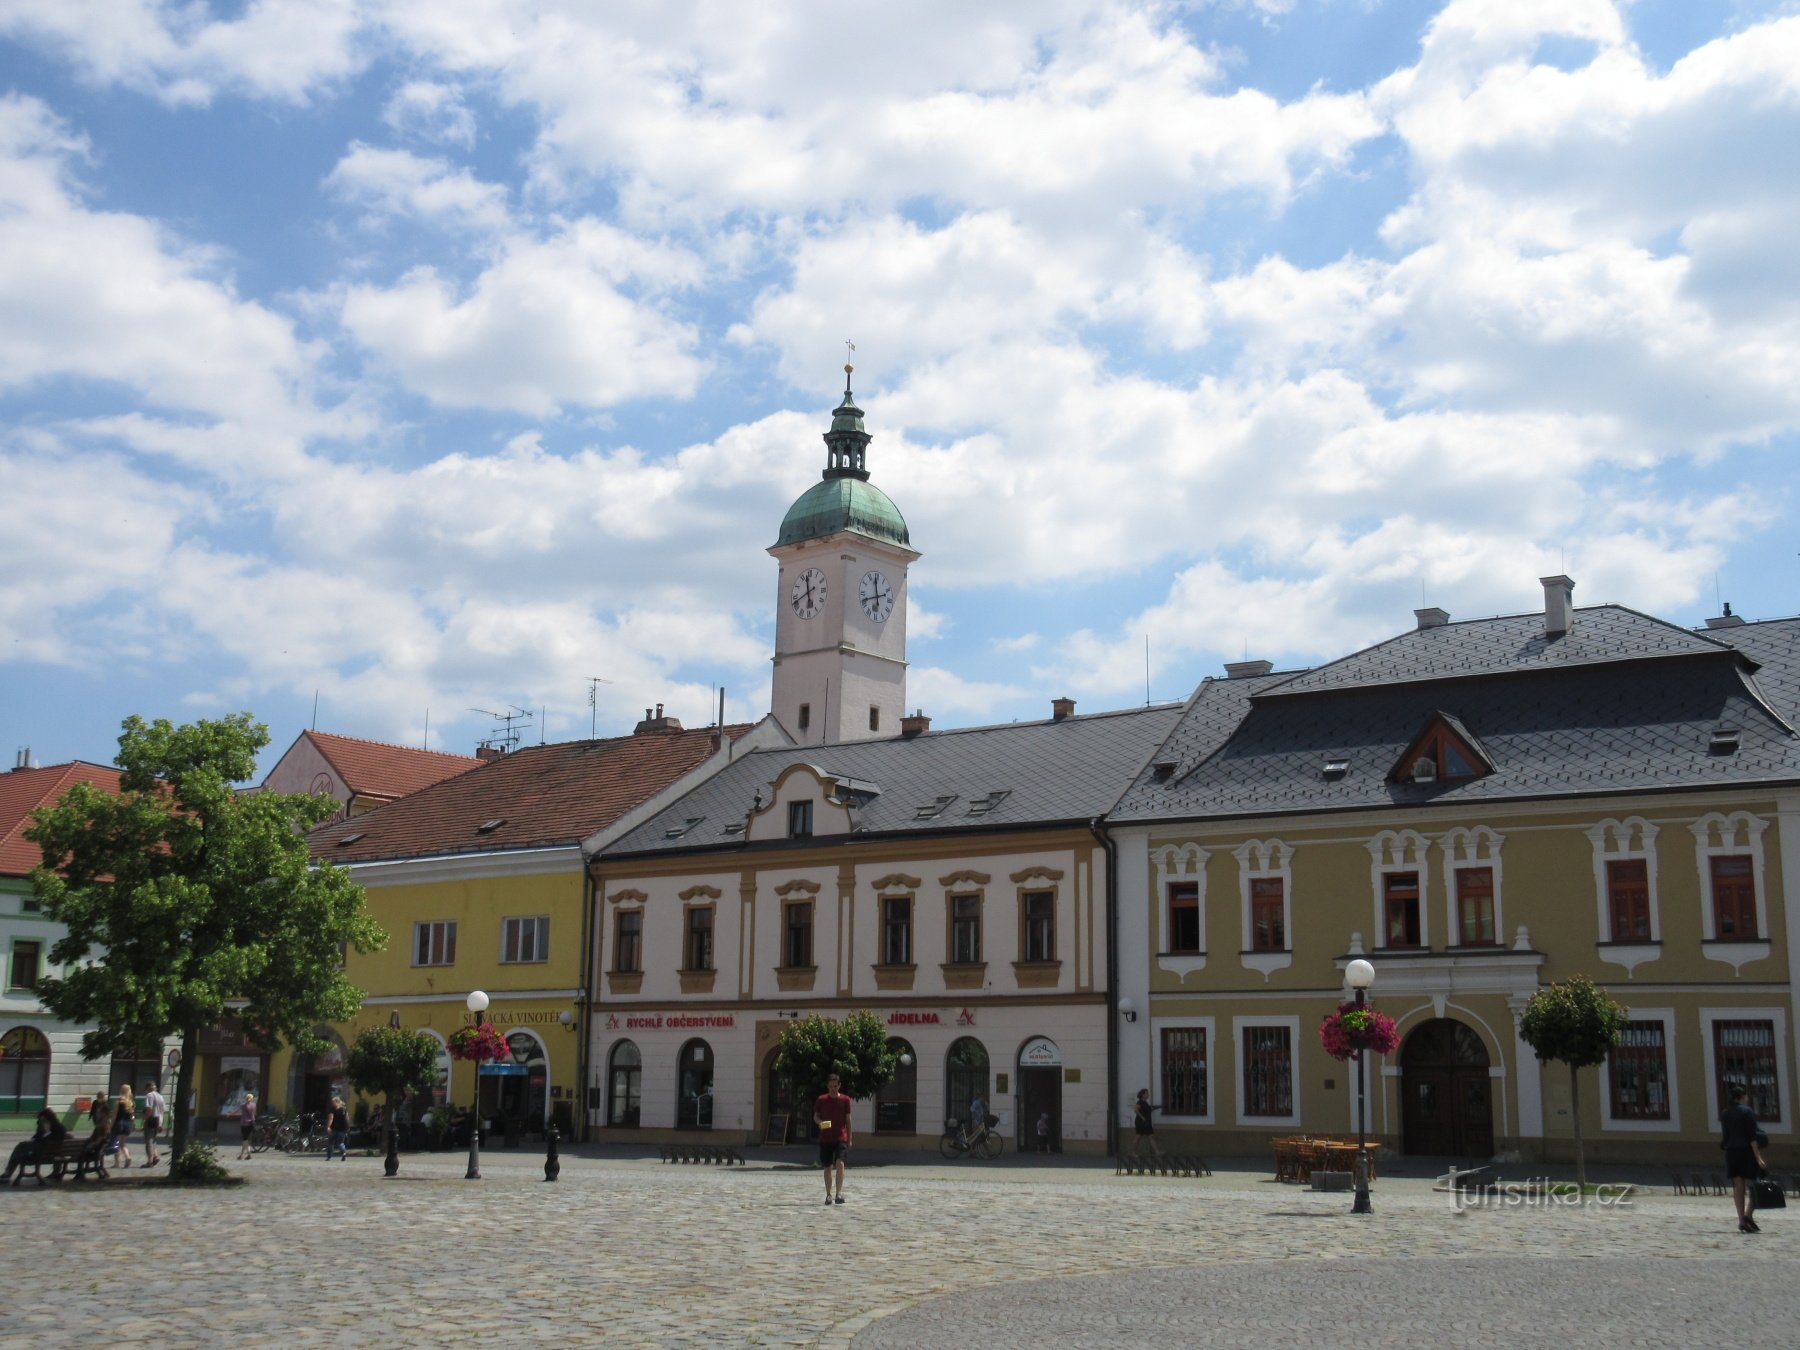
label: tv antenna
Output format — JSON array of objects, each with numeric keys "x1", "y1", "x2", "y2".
[
  {"x1": 470, "y1": 705, "x2": 533, "y2": 753},
  {"x1": 587, "y1": 676, "x2": 613, "y2": 738}
]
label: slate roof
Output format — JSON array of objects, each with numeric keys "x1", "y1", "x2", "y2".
[
  {"x1": 310, "y1": 726, "x2": 752, "y2": 865},
  {"x1": 0, "y1": 762, "x2": 124, "y2": 877},
  {"x1": 301, "y1": 731, "x2": 479, "y2": 802},
  {"x1": 1113, "y1": 606, "x2": 1800, "y2": 824},
  {"x1": 1702, "y1": 617, "x2": 1800, "y2": 727},
  {"x1": 605, "y1": 704, "x2": 1184, "y2": 859}
]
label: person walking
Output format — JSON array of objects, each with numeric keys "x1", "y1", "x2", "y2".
[
  {"x1": 813, "y1": 1073, "x2": 853, "y2": 1206},
  {"x1": 87, "y1": 1094, "x2": 117, "y2": 1173},
  {"x1": 237, "y1": 1092, "x2": 258, "y2": 1161},
  {"x1": 1721, "y1": 1084, "x2": 1771, "y2": 1233},
  {"x1": 142, "y1": 1080, "x2": 168, "y2": 1167},
  {"x1": 111, "y1": 1085, "x2": 136, "y2": 1167},
  {"x1": 1126, "y1": 1088, "x2": 1163, "y2": 1159},
  {"x1": 1036, "y1": 1111, "x2": 1052, "y2": 1154},
  {"x1": 2, "y1": 1109, "x2": 68, "y2": 1184},
  {"x1": 326, "y1": 1097, "x2": 351, "y2": 1161}
]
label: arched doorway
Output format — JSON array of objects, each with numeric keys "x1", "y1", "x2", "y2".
[
  {"x1": 876, "y1": 1038, "x2": 916, "y2": 1135},
  {"x1": 607, "y1": 1040, "x2": 641, "y2": 1128},
  {"x1": 677, "y1": 1039, "x2": 714, "y2": 1129},
  {"x1": 1017, "y1": 1036, "x2": 1061, "y2": 1152},
  {"x1": 289, "y1": 1026, "x2": 345, "y2": 1117},
  {"x1": 762, "y1": 1047, "x2": 810, "y2": 1142},
  {"x1": 479, "y1": 1030, "x2": 548, "y2": 1134},
  {"x1": 0, "y1": 1026, "x2": 50, "y2": 1114},
  {"x1": 945, "y1": 1037, "x2": 988, "y2": 1131},
  {"x1": 1401, "y1": 1018, "x2": 1494, "y2": 1158}
]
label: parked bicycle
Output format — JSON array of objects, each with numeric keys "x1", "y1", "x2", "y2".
[
  {"x1": 939, "y1": 1114, "x2": 1005, "y2": 1160},
  {"x1": 281, "y1": 1112, "x2": 326, "y2": 1154},
  {"x1": 248, "y1": 1113, "x2": 286, "y2": 1153}
]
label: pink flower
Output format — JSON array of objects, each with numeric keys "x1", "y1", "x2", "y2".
[{"x1": 1318, "y1": 1002, "x2": 1399, "y2": 1061}]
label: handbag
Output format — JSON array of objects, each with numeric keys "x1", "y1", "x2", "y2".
[{"x1": 1750, "y1": 1177, "x2": 1786, "y2": 1211}]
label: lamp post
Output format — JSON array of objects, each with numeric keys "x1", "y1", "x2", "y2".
[
  {"x1": 465, "y1": 989, "x2": 489, "y2": 1180},
  {"x1": 1345, "y1": 959, "x2": 1375, "y2": 1216}
]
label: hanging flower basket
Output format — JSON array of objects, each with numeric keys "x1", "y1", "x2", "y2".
[
  {"x1": 1319, "y1": 1002, "x2": 1400, "y2": 1061},
  {"x1": 449, "y1": 1022, "x2": 509, "y2": 1063}
]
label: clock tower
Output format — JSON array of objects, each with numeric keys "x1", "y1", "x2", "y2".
[{"x1": 769, "y1": 366, "x2": 918, "y2": 746}]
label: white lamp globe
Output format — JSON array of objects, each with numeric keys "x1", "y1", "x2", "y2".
[
  {"x1": 1345, "y1": 959, "x2": 1375, "y2": 990},
  {"x1": 466, "y1": 989, "x2": 490, "y2": 1015}
]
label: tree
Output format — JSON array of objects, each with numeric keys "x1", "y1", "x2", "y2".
[
  {"x1": 772, "y1": 1011, "x2": 899, "y2": 1105},
  {"x1": 27, "y1": 713, "x2": 386, "y2": 1158},
  {"x1": 1517, "y1": 975, "x2": 1629, "y2": 1191},
  {"x1": 346, "y1": 1026, "x2": 442, "y2": 1172}
]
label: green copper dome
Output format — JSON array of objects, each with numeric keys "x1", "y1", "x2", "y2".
[{"x1": 774, "y1": 366, "x2": 911, "y2": 548}]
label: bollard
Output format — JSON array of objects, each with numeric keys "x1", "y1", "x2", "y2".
[
  {"x1": 384, "y1": 1125, "x2": 400, "y2": 1178},
  {"x1": 544, "y1": 1124, "x2": 561, "y2": 1182}
]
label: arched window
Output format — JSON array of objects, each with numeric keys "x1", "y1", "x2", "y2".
[
  {"x1": 945, "y1": 1037, "x2": 988, "y2": 1129},
  {"x1": 876, "y1": 1037, "x2": 916, "y2": 1133},
  {"x1": 608, "y1": 1040, "x2": 642, "y2": 1128},
  {"x1": 677, "y1": 1039, "x2": 714, "y2": 1129},
  {"x1": 0, "y1": 1026, "x2": 51, "y2": 1114}
]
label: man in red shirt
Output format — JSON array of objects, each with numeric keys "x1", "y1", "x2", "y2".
[{"x1": 813, "y1": 1072, "x2": 853, "y2": 1205}]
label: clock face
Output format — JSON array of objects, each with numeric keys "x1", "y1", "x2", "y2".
[
  {"x1": 859, "y1": 570, "x2": 894, "y2": 623},
  {"x1": 790, "y1": 567, "x2": 827, "y2": 619}
]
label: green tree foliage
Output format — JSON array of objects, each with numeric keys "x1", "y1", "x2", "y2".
[
  {"x1": 26, "y1": 713, "x2": 386, "y2": 1156},
  {"x1": 771, "y1": 1010, "x2": 899, "y2": 1102},
  {"x1": 347, "y1": 1026, "x2": 442, "y2": 1167},
  {"x1": 1518, "y1": 975, "x2": 1629, "y2": 1190}
]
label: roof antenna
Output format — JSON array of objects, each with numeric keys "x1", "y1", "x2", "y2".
[
  {"x1": 1145, "y1": 634, "x2": 1151, "y2": 706},
  {"x1": 423, "y1": 708, "x2": 429, "y2": 751},
  {"x1": 311, "y1": 690, "x2": 319, "y2": 731},
  {"x1": 587, "y1": 676, "x2": 612, "y2": 739}
]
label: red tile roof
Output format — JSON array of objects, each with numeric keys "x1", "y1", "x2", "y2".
[
  {"x1": 0, "y1": 762, "x2": 125, "y2": 877},
  {"x1": 302, "y1": 731, "x2": 480, "y2": 803},
  {"x1": 309, "y1": 726, "x2": 752, "y2": 864}
]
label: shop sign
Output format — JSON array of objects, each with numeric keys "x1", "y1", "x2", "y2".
[
  {"x1": 956, "y1": 1008, "x2": 977, "y2": 1026},
  {"x1": 601, "y1": 1014, "x2": 736, "y2": 1031},
  {"x1": 1019, "y1": 1037, "x2": 1062, "y2": 1067},
  {"x1": 887, "y1": 1011, "x2": 940, "y2": 1025},
  {"x1": 480, "y1": 1063, "x2": 528, "y2": 1076},
  {"x1": 463, "y1": 1008, "x2": 571, "y2": 1025}
]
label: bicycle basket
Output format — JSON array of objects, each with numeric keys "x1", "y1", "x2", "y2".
[{"x1": 985, "y1": 1113, "x2": 1000, "y2": 1128}]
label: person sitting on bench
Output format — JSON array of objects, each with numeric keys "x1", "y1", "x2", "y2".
[{"x1": 1, "y1": 1109, "x2": 68, "y2": 1182}]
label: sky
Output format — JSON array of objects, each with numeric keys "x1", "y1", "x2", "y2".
[{"x1": 3, "y1": 0, "x2": 1798, "y2": 780}]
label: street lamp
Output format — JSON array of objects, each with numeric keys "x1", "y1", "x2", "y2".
[
  {"x1": 1345, "y1": 959, "x2": 1375, "y2": 1216},
  {"x1": 465, "y1": 989, "x2": 489, "y2": 1180}
]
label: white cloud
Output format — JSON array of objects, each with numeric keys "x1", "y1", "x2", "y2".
[
  {"x1": 325, "y1": 143, "x2": 511, "y2": 234},
  {"x1": 382, "y1": 80, "x2": 477, "y2": 147}
]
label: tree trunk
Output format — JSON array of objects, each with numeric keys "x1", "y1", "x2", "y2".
[
  {"x1": 1569, "y1": 1062, "x2": 1586, "y2": 1194},
  {"x1": 171, "y1": 1026, "x2": 198, "y2": 1158}
]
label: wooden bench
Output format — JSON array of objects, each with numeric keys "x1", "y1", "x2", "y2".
[{"x1": 11, "y1": 1136, "x2": 108, "y2": 1186}]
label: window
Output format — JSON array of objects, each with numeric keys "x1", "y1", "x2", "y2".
[
  {"x1": 1250, "y1": 878, "x2": 1284, "y2": 952},
  {"x1": 614, "y1": 909, "x2": 643, "y2": 974},
  {"x1": 876, "y1": 1037, "x2": 916, "y2": 1133},
  {"x1": 1166, "y1": 882, "x2": 1200, "y2": 953},
  {"x1": 797, "y1": 703, "x2": 811, "y2": 731},
  {"x1": 1715, "y1": 1019, "x2": 1781, "y2": 1122},
  {"x1": 1608, "y1": 1021, "x2": 1670, "y2": 1121},
  {"x1": 783, "y1": 901, "x2": 813, "y2": 968},
  {"x1": 1242, "y1": 1025, "x2": 1293, "y2": 1117},
  {"x1": 950, "y1": 894, "x2": 982, "y2": 963},
  {"x1": 8, "y1": 939, "x2": 41, "y2": 990},
  {"x1": 413, "y1": 920, "x2": 456, "y2": 966},
  {"x1": 0, "y1": 1026, "x2": 50, "y2": 1113},
  {"x1": 1607, "y1": 859, "x2": 1651, "y2": 941},
  {"x1": 677, "y1": 1039, "x2": 714, "y2": 1129},
  {"x1": 868, "y1": 705, "x2": 880, "y2": 732},
  {"x1": 787, "y1": 800, "x2": 813, "y2": 839},
  {"x1": 1162, "y1": 1027, "x2": 1207, "y2": 1116},
  {"x1": 21, "y1": 896, "x2": 39, "y2": 913},
  {"x1": 882, "y1": 896, "x2": 912, "y2": 965},
  {"x1": 1711, "y1": 855, "x2": 1758, "y2": 940},
  {"x1": 607, "y1": 1040, "x2": 641, "y2": 1127},
  {"x1": 1391, "y1": 717, "x2": 1490, "y2": 783},
  {"x1": 1022, "y1": 891, "x2": 1055, "y2": 962},
  {"x1": 1383, "y1": 872, "x2": 1421, "y2": 948},
  {"x1": 500, "y1": 916, "x2": 549, "y2": 964},
  {"x1": 1454, "y1": 867, "x2": 1496, "y2": 945},
  {"x1": 110, "y1": 1045, "x2": 164, "y2": 1100},
  {"x1": 685, "y1": 907, "x2": 714, "y2": 972}
]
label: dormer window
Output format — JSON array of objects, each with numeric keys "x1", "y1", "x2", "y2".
[
  {"x1": 1390, "y1": 714, "x2": 1492, "y2": 785},
  {"x1": 787, "y1": 801, "x2": 813, "y2": 839},
  {"x1": 476, "y1": 818, "x2": 507, "y2": 834},
  {"x1": 1710, "y1": 726, "x2": 1741, "y2": 755},
  {"x1": 914, "y1": 795, "x2": 957, "y2": 820}
]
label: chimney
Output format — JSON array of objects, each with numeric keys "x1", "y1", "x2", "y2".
[
  {"x1": 475, "y1": 744, "x2": 504, "y2": 762},
  {"x1": 13, "y1": 747, "x2": 29, "y2": 771},
  {"x1": 1051, "y1": 697, "x2": 1076, "y2": 722},
  {"x1": 900, "y1": 710, "x2": 931, "y2": 739},
  {"x1": 1224, "y1": 660, "x2": 1273, "y2": 680},
  {"x1": 1414, "y1": 607, "x2": 1450, "y2": 630},
  {"x1": 633, "y1": 705, "x2": 685, "y2": 735},
  {"x1": 1705, "y1": 601, "x2": 1746, "y2": 630},
  {"x1": 1540, "y1": 574, "x2": 1575, "y2": 637}
]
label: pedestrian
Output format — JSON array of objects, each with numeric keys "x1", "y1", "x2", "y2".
[
  {"x1": 142, "y1": 1080, "x2": 167, "y2": 1166},
  {"x1": 1721, "y1": 1083, "x2": 1770, "y2": 1233},
  {"x1": 1126, "y1": 1088, "x2": 1162, "y2": 1159},
  {"x1": 1, "y1": 1108, "x2": 68, "y2": 1183},
  {"x1": 111, "y1": 1085, "x2": 136, "y2": 1167},
  {"x1": 968, "y1": 1090, "x2": 988, "y2": 1145},
  {"x1": 326, "y1": 1096, "x2": 351, "y2": 1160},
  {"x1": 812, "y1": 1072, "x2": 853, "y2": 1205},
  {"x1": 237, "y1": 1092, "x2": 257, "y2": 1160},
  {"x1": 87, "y1": 1094, "x2": 116, "y2": 1172},
  {"x1": 1036, "y1": 1110, "x2": 1052, "y2": 1154}
]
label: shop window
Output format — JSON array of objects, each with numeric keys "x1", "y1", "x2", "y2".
[
  {"x1": 1455, "y1": 867, "x2": 1496, "y2": 946},
  {"x1": 1383, "y1": 873, "x2": 1421, "y2": 948},
  {"x1": 876, "y1": 1038, "x2": 917, "y2": 1133},
  {"x1": 1710, "y1": 855, "x2": 1758, "y2": 940},
  {"x1": 950, "y1": 894, "x2": 982, "y2": 964},
  {"x1": 677, "y1": 1039, "x2": 714, "y2": 1129},
  {"x1": 1250, "y1": 878, "x2": 1284, "y2": 952},
  {"x1": 1608, "y1": 1021, "x2": 1670, "y2": 1121},
  {"x1": 882, "y1": 896, "x2": 912, "y2": 965},
  {"x1": 1714, "y1": 1019, "x2": 1780, "y2": 1122},
  {"x1": 614, "y1": 909, "x2": 643, "y2": 974},
  {"x1": 8, "y1": 939, "x2": 41, "y2": 990},
  {"x1": 945, "y1": 1037, "x2": 989, "y2": 1128},
  {"x1": 684, "y1": 907, "x2": 715, "y2": 972},
  {"x1": 1607, "y1": 859, "x2": 1651, "y2": 941},
  {"x1": 1021, "y1": 891, "x2": 1055, "y2": 962},
  {"x1": 1162, "y1": 1027, "x2": 1207, "y2": 1116},
  {"x1": 500, "y1": 915, "x2": 549, "y2": 964},
  {"x1": 1166, "y1": 881, "x2": 1200, "y2": 954},
  {"x1": 608, "y1": 1040, "x2": 641, "y2": 1128},
  {"x1": 0, "y1": 1026, "x2": 50, "y2": 1113},
  {"x1": 413, "y1": 920, "x2": 456, "y2": 966},
  {"x1": 110, "y1": 1045, "x2": 164, "y2": 1099},
  {"x1": 783, "y1": 901, "x2": 814, "y2": 969},
  {"x1": 1242, "y1": 1025, "x2": 1293, "y2": 1117}
]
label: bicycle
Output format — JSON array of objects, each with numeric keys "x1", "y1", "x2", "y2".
[
  {"x1": 939, "y1": 1116, "x2": 1005, "y2": 1160},
  {"x1": 249, "y1": 1114, "x2": 286, "y2": 1153},
  {"x1": 281, "y1": 1112, "x2": 325, "y2": 1154}
]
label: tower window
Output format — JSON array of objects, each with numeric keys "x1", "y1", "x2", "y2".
[
  {"x1": 869, "y1": 706, "x2": 880, "y2": 732},
  {"x1": 797, "y1": 703, "x2": 811, "y2": 731}
]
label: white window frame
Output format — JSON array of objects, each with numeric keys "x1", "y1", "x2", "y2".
[
  {"x1": 1151, "y1": 844, "x2": 1208, "y2": 974},
  {"x1": 500, "y1": 915, "x2": 550, "y2": 965},
  {"x1": 1151, "y1": 1016, "x2": 1215, "y2": 1125},
  {"x1": 1690, "y1": 811, "x2": 1770, "y2": 943},
  {"x1": 1440, "y1": 825, "x2": 1504, "y2": 947},
  {"x1": 1368, "y1": 829, "x2": 1431, "y2": 951},
  {"x1": 1232, "y1": 1014, "x2": 1301, "y2": 1128},
  {"x1": 1587, "y1": 815, "x2": 1661, "y2": 943},
  {"x1": 1599, "y1": 1007, "x2": 1681, "y2": 1134},
  {"x1": 412, "y1": 920, "x2": 457, "y2": 967},
  {"x1": 1699, "y1": 1007, "x2": 1792, "y2": 1135},
  {"x1": 1234, "y1": 838, "x2": 1293, "y2": 980}
]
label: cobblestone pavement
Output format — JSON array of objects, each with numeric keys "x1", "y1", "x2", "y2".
[{"x1": 1, "y1": 1144, "x2": 1792, "y2": 1348}]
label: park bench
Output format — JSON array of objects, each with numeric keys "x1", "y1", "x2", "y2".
[{"x1": 11, "y1": 1136, "x2": 108, "y2": 1186}]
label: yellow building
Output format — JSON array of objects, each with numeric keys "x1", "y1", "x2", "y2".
[{"x1": 1110, "y1": 581, "x2": 1800, "y2": 1167}]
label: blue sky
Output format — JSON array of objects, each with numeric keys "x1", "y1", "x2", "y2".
[{"x1": 3, "y1": 0, "x2": 1798, "y2": 779}]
